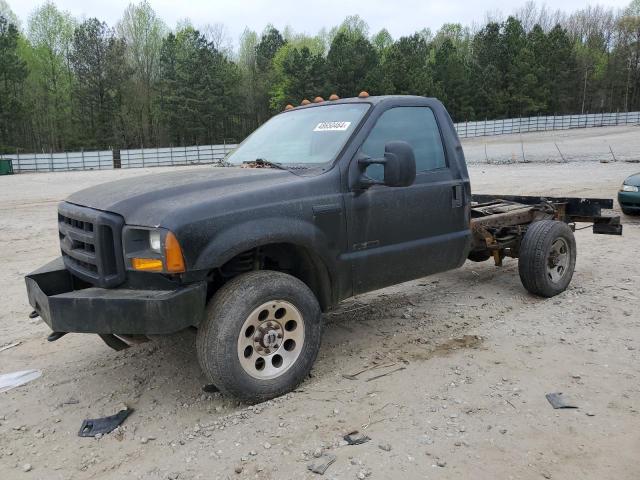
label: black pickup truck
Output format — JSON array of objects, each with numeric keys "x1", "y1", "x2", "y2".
[{"x1": 25, "y1": 95, "x2": 622, "y2": 402}]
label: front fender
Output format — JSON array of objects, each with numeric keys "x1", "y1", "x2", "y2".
[{"x1": 194, "y1": 216, "x2": 337, "y2": 276}]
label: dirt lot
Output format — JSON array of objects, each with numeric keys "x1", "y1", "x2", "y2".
[{"x1": 1, "y1": 133, "x2": 639, "y2": 479}]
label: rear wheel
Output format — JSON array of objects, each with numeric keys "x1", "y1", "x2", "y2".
[
  {"x1": 196, "y1": 270, "x2": 322, "y2": 403},
  {"x1": 622, "y1": 207, "x2": 639, "y2": 216},
  {"x1": 518, "y1": 220, "x2": 576, "y2": 297}
]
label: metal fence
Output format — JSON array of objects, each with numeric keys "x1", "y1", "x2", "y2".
[
  {"x1": 3, "y1": 111, "x2": 639, "y2": 173},
  {"x1": 3, "y1": 143, "x2": 237, "y2": 173},
  {"x1": 3, "y1": 150, "x2": 114, "y2": 173},
  {"x1": 119, "y1": 144, "x2": 236, "y2": 169},
  {"x1": 454, "y1": 111, "x2": 640, "y2": 138}
]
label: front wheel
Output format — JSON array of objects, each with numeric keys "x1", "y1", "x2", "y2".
[
  {"x1": 518, "y1": 220, "x2": 576, "y2": 297},
  {"x1": 196, "y1": 270, "x2": 322, "y2": 403}
]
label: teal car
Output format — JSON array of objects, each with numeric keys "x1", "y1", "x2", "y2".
[{"x1": 619, "y1": 172, "x2": 640, "y2": 215}]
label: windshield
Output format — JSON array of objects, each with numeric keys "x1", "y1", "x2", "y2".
[{"x1": 226, "y1": 103, "x2": 370, "y2": 168}]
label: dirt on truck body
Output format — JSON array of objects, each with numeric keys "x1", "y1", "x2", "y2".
[{"x1": 24, "y1": 95, "x2": 622, "y2": 402}]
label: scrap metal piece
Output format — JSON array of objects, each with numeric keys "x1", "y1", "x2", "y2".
[
  {"x1": 307, "y1": 453, "x2": 336, "y2": 475},
  {"x1": 78, "y1": 408, "x2": 133, "y2": 437},
  {"x1": 0, "y1": 341, "x2": 21, "y2": 353},
  {"x1": 545, "y1": 392, "x2": 578, "y2": 409},
  {"x1": 343, "y1": 430, "x2": 371, "y2": 445},
  {"x1": 365, "y1": 366, "x2": 406, "y2": 382}
]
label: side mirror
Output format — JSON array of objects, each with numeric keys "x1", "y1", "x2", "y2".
[{"x1": 357, "y1": 141, "x2": 416, "y2": 188}]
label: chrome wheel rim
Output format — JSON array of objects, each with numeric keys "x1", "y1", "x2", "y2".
[
  {"x1": 546, "y1": 238, "x2": 570, "y2": 283},
  {"x1": 237, "y1": 300, "x2": 305, "y2": 380}
]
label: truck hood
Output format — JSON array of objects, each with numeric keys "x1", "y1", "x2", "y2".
[
  {"x1": 624, "y1": 172, "x2": 640, "y2": 187},
  {"x1": 67, "y1": 167, "x2": 296, "y2": 226}
]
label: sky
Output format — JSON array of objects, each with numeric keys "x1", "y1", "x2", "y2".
[{"x1": 6, "y1": 0, "x2": 634, "y2": 43}]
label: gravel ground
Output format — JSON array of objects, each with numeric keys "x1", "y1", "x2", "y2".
[{"x1": 0, "y1": 128, "x2": 639, "y2": 479}]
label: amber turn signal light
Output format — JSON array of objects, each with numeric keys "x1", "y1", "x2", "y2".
[
  {"x1": 164, "y1": 231, "x2": 185, "y2": 273},
  {"x1": 131, "y1": 258, "x2": 163, "y2": 272}
]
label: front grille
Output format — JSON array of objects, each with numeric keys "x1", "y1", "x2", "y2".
[{"x1": 58, "y1": 202, "x2": 125, "y2": 288}]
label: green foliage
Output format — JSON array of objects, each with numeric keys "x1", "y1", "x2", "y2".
[
  {"x1": 25, "y1": 2, "x2": 75, "y2": 149},
  {"x1": 0, "y1": 15, "x2": 27, "y2": 151},
  {"x1": 327, "y1": 30, "x2": 378, "y2": 96},
  {"x1": 71, "y1": 18, "x2": 131, "y2": 148},
  {"x1": 158, "y1": 27, "x2": 241, "y2": 146},
  {"x1": 3, "y1": 3, "x2": 640, "y2": 151},
  {"x1": 117, "y1": 0, "x2": 167, "y2": 146},
  {"x1": 270, "y1": 44, "x2": 327, "y2": 108}
]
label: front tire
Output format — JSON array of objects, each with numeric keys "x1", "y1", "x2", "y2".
[
  {"x1": 518, "y1": 220, "x2": 576, "y2": 297},
  {"x1": 196, "y1": 270, "x2": 322, "y2": 403}
]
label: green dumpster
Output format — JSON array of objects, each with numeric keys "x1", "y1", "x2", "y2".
[{"x1": 0, "y1": 158, "x2": 13, "y2": 175}]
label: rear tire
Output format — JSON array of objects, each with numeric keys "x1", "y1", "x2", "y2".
[
  {"x1": 196, "y1": 270, "x2": 322, "y2": 403},
  {"x1": 518, "y1": 220, "x2": 576, "y2": 297},
  {"x1": 622, "y1": 207, "x2": 638, "y2": 216}
]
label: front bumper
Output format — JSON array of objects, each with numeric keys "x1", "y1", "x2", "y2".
[
  {"x1": 25, "y1": 257, "x2": 206, "y2": 335},
  {"x1": 619, "y1": 191, "x2": 640, "y2": 212}
]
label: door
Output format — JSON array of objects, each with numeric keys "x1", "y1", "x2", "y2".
[{"x1": 345, "y1": 106, "x2": 469, "y2": 294}]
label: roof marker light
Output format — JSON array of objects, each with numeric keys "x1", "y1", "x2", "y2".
[
  {"x1": 329, "y1": 94, "x2": 340, "y2": 100},
  {"x1": 301, "y1": 99, "x2": 311, "y2": 105},
  {"x1": 358, "y1": 91, "x2": 369, "y2": 98},
  {"x1": 313, "y1": 96, "x2": 324, "y2": 103}
]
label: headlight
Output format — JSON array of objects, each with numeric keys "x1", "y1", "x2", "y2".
[
  {"x1": 149, "y1": 230, "x2": 162, "y2": 252},
  {"x1": 123, "y1": 227, "x2": 185, "y2": 273},
  {"x1": 621, "y1": 184, "x2": 639, "y2": 192}
]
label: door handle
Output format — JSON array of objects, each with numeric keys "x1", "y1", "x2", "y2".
[{"x1": 452, "y1": 184, "x2": 463, "y2": 208}]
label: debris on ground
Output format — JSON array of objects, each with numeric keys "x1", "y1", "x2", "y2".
[
  {"x1": 307, "y1": 453, "x2": 336, "y2": 475},
  {"x1": 342, "y1": 362, "x2": 396, "y2": 380},
  {"x1": 357, "y1": 468, "x2": 372, "y2": 479},
  {"x1": 202, "y1": 384, "x2": 219, "y2": 393},
  {"x1": 378, "y1": 443, "x2": 392, "y2": 451},
  {"x1": 545, "y1": 392, "x2": 578, "y2": 409},
  {"x1": 0, "y1": 369, "x2": 41, "y2": 393},
  {"x1": 78, "y1": 408, "x2": 133, "y2": 437},
  {"x1": 344, "y1": 431, "x2": 371, "y2": 445},
  {"x1": 0, "y1": 341, "x2": 21, "y2": 353},
  {"x1": 365, "y1": 366, "x2": 406, "y2": 382}
]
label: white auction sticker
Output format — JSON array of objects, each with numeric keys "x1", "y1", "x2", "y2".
[{"x1": 314, "y1": 121, "x2": 351, "y2": 132}]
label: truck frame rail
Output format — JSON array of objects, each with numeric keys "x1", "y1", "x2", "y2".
[{"x1": 469, "y1": 194, "x2": 622, "y2": 265}]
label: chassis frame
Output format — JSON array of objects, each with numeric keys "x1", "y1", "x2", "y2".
[{"x1": 469, "y1": 194, "x2": 622, "y2": 266}]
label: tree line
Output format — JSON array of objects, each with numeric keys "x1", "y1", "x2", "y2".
[{"x1": 0, "y1": 0, "x2": 639, "y2": 154}]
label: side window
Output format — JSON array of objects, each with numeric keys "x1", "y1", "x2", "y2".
[{"x1": 360, "y1": 107, "x2": 446, "y2": 181}]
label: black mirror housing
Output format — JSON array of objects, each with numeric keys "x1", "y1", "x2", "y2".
[
  {"x1": 382, "y1": 141, "x2": 416, "y2": 187},
  {"x1": 356, "y1": 141, "x2": 416, "y2": 188}
]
